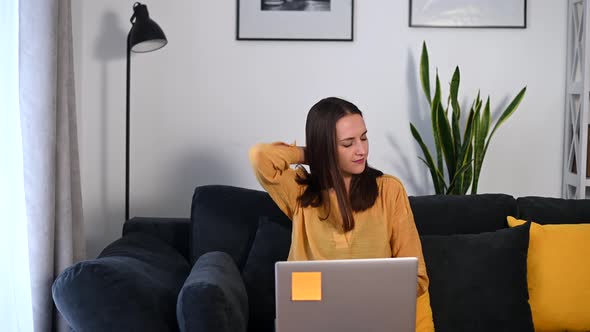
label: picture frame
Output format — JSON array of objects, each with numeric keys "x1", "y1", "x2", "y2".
[
  {"x1": 236, "y1": 0, "x2": 354, "y2": 41},
  {"x1": 409, "y1": 0, "x2": 527, "y2": 29}
]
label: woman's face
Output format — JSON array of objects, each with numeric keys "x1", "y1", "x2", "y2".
[{"x1": 335, "y1": 113, "x2": 368, "y2": 180}]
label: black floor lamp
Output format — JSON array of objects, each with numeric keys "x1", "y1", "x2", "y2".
[{"x1": 126, "y1": 2, "x2": 167, "y2": 220}]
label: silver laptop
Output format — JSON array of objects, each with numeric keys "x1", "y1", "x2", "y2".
[{"x1": 275, "y1": 257, "x2": 418, "y2": 332}]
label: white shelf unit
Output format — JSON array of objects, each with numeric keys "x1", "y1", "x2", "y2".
[{"x1": 564, "y1": 0, "x2": 590, "y2": 198}]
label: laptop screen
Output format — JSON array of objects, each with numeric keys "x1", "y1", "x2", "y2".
[{"x1": 275, "y1": 257, "x2": 418, "y2": 332}]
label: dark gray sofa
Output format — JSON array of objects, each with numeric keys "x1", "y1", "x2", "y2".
[{"x1": 52, "y1": 185, "x2": 590, "y2": 332}]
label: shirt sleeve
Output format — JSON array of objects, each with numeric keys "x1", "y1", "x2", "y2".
[
  {"x1": 249, "y1": 142, "x2": 302, "y2": 220},
  {"x1": 386, "y1": 178, "x2": 430, "y2": 297},
  {"x1": 385, "y1": 179, "x2": 435, "y2": 331},
  {"x1": 416, "y1": 291, "x2": 435, "y2": 332}
]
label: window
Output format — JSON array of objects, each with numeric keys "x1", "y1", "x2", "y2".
[{"x1": 0, "y1": 0, "x2": 34, "y2": 329}]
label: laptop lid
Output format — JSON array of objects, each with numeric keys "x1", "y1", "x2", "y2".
[{"x1": 275, "y1": 257, "x2": 418, "y2": 332}]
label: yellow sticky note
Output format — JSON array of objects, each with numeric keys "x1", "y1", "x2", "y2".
[{"x1": 291, "y1": 272, "x2": 322, "y2": 301}]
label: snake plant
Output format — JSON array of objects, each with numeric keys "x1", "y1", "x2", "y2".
[{"x1": 410, "y1": 42, "x2": 527, "y2": 194}]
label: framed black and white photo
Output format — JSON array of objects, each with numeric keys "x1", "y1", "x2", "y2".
[
  {"x1": 237, "y1": 0, "x2": 354, "y2": 41},
  {"x1": 409, "y1": 0, "x2": 527, "y2": 28}
]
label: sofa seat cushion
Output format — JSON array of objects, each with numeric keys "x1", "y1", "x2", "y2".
[
  {"x1": 177, "y1": 251, "x2": 248, "y2": 332},
  {"x1": 410, "y1": 194, "x2": 516, "y2": 235},
  {"x1": 421, "y1": 223, "x2": 533, "y2": 332},
  {"x1": 242, "y1": 216, "x2": 292, "y2": 332},
  {"x1": 508, "y1": 217, "x2": 590, "y2": 331},
  {"x1": 52, "y1": 232, "x2": 190, "y2": 332}
]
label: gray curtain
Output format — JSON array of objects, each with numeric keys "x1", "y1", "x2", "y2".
[{"x1": 19, "y1": 0, "x2": 85, "y2": 331}]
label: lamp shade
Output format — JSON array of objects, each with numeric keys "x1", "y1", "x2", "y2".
[{"x1": 128, "y1": 2, "x2": 167, "y2": 53}]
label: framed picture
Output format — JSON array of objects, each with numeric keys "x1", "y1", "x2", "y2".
[
  {"x1": 409, "y1": 0, "x2": 527, "y2": 28},
  {"x1": 237, "y1": 0, "x2": 354, "y2": 41}
]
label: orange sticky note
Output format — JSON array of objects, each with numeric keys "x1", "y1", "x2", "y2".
[{"x1": 291, "y1": 272, "x2": 322, "y2": 301}]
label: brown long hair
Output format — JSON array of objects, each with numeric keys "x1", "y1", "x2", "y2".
[{"x1": 296, "y1": 97, "x2": 383, "y2": 232}]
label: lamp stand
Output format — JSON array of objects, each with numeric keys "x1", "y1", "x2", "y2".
[
  {"x1": 124, "y1": 2, "x2": 167, "y2": 221},
  {"x1": 125, "y1": 35, "x2": 131, "y2": 221}
]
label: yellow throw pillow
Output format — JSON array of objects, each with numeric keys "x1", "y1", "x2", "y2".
[{"x1": 507, "y1": 216, "x2": 590, "y2": 332}]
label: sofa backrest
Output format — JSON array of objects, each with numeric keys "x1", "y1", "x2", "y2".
[
  {"x1": 410, "y1": 194, "x2": 517, "y2": 235},
  {"x1": 517, "y1": 196, "x2": 590, "y2": 224},
  {"x1": 190, "y1": 187, "x2": 520, "y2": 265},
  {"x1": 190, "y1": 185, "x2": 290, "y2": 267}
]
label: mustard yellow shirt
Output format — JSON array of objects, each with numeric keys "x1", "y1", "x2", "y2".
[{"x1": 249, "y1": 142, "x2": 435, "y2": 331}]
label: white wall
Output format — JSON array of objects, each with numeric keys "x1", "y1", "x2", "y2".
[{"x1": 73, "y1": 0, "x2": 567, "y2": 258}]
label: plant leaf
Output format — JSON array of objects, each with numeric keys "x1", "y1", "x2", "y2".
[
  {"x1": 461, "y1": 145, "x2": 473, "y2": 194},
  {"x1": 481, "y1": 96, "x2": 491, "y2": 142},
  {"x1": 470, "y1": 96, "x2": 490, "y2": 194},
  {"x1": 456, "y1": 107, "x2": 475, "y2": 193},
  {"x1": 474, "y1": 99, "x2": 487, "y2": 166},
  {"x1": 446, "y1": 160, "x2": 474, "y2": 194},
  {"x1": 471, "y1": 108, "x2": 481, "y2": 194},
  {"x1": 473, "y1": 86, "x2": 527, "y2": 194},
  {"x1": 411, "y1": 123, "x2": 443, "y2": 194},
  {"x1": 458, "y1": 107, "x2": 476, "y2": 163},
  {"x1": 450, "y1": 67, "x2": 460, "y2": 115},
  {"x1": 450, "y1": 67, "x2": 462, "y2": 158},
  {"x1": 452, "y1": 106, "x2": 461, "y2": 162},
  {"x1": 436, "y1": 99, "x2": 457, "y2": 180},
  {"x1": 418, "y1": 157, "x2": 447, "y2": 193},
  {"x1": 486, "y1": 87, "x2": 527, "y2": 147},
  {"x1": 420, "y1": 41, "x2": 431, "y2": 105},
  {"x1": 473, "y1": 90, "x2": 482, "y2": 115},
  {"x1": 432, "y1": 71, "x2": 444, "y2": 175}
]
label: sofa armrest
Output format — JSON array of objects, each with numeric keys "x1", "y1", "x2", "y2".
[
  {"x1": 176, "y1": 251, "x2": 248, "y2": 332},
  {"x1": 123, "y1": 217, "x2": 190, "y2": 261},
  {"x1": 52, "y1": 232, "x2": 191, "y2": 332}
]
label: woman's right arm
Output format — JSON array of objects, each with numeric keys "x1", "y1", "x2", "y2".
[{"x1": 249, "y1": 142, "x2": 305, "y2": 219}]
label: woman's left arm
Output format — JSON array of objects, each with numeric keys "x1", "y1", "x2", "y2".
[
  {"x1": 386, "y1": 178, "x2": 435, "y2": 331},
  {"x1": 387, "y1": 179, "x2": 429, "y2": 296}
]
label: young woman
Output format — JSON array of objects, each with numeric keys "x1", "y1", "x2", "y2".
[{"x1": 249, "y1": 97, "x2": 434, "y2": 331}]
